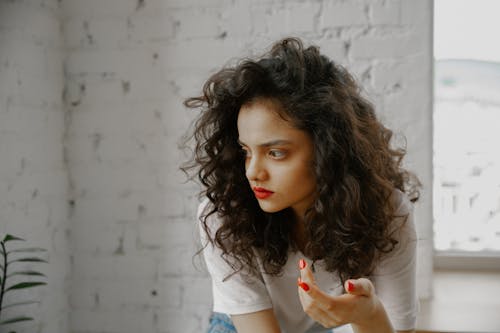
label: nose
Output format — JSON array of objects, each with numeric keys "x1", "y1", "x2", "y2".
[{"x1": 245, "y1": 156, "x2": 268, "y2": 181}]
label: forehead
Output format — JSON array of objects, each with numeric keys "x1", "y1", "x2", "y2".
[
  {"x1": 237, "y1": 99, "x2": 307, "y2": 143},
  {"x1": 238, "y1": 99, "x2": 292, "y2": 128}
]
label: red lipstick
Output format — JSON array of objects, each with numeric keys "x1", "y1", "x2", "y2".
[{"x1": 253, "y1": 186, "x2": 274, "y2": 199}]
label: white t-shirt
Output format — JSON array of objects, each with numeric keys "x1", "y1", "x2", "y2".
[{"x1": 198, "y1": 190, "x2": 418, "y2": 333}]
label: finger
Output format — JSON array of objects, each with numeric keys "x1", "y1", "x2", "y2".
[
  {"x1": 297, "y1": 280, "x2": 338, "y2": 328},
  {"x1": 298, "y1": 259, "x2": 315, "y2": 284},
  {"x1": 297, "y1": 278, "x2": 336, "y2": 311},
  {"x1": 298, "y1": 259, "x2": 319, "y2": 299},
  {"x1": 298, "y1": 259, "x2": 341, "y2": 311},
  {"x1": 344, "y1": 277, "x2": 375, "y2": 297}
]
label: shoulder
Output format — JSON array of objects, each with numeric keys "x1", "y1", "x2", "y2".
[
  {"x1": 372, "y1": 190, "x2": 418, "y2": 329},
  {"x1": 197, "y1": 198, "x2": 222, "y2": 243},
  {"x1": 197, "y1": 197, "x2": 212, "y2": 219},
  {"x1": 391, "y1": 188, "x2": 414, "y2": 217},
  {"x1": 371, "y1": 189, "x2": 417, "y2": 279},
  {"x1": 197, "y1": 197, "x2": 223, "y2": 225},
  {"x1": 387, "y1": 189, "x2": 417, "y2": 250}
]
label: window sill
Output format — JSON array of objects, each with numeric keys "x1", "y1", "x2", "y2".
[
  {"x1": 415, "y1": 269, "x2": 500, "y2": 333},
  {"x1": 434, "y1": 251, "x2": 500, "y2": 270}
]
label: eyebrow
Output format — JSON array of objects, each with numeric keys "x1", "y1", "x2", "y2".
[{"x1": 237, "y1": 139, "x2": 293, "y2": 147}]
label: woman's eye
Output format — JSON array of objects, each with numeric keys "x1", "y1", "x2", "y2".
[{"x1": 269, "y1": 150, "x2": 286, "y2": 158}]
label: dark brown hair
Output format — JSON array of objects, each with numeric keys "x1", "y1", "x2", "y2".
[{"x1": 182, "y1": 37, "x2": 419, "y2": 283}]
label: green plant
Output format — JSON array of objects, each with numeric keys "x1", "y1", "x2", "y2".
[{"x1": 0, "y1": 234, "x2": 47, "y2": 329}]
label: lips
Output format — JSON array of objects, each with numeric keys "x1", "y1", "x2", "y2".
[{"x1": 253, "y1": 186, "x2": 274, "y2": 199}]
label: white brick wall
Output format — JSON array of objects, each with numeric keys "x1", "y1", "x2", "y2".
[
  {"x1": 0, "y1": 1, "x2": 70, "y2": 332},
  {"x1": 0, "y1": 1, "x2": 433, "y2": 332}
]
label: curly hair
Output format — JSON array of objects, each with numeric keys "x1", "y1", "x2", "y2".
[{"x1": 182, "y1": 37, "x2": 419, "y2": 284}]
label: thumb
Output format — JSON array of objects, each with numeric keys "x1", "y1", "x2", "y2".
[{"x1": 345, "y1": 278, "x2": 374, "y2": 297}]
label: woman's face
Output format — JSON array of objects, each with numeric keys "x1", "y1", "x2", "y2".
[{"x1": 237, "y1": 98, "x2": 317, "y2": 219}]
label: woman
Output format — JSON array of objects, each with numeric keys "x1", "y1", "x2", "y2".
[{"x1": 183, "y1": 37, "x2": 419, "y2": 333}]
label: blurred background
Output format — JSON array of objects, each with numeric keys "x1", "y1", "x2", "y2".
[
  {"x1": 433, "y1": 0, "x2": 500, "y2": 254},
  {"x1": 2, "y1": 0, "x2": 496, "y2": 332}
]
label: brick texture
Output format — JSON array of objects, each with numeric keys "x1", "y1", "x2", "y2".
[
  {"x1": 0, "y1": 1, "x2": 70, "y2": 332},
  {"x1": 0, "y1": 1, "x2": 433, "y2": 332}
]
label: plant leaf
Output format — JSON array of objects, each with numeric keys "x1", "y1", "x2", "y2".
[
  {"x1": 5, "y1": 282, "x2": 47, "y2": 292},
  {"x1": 3, "y1": 235, "x2": 25, "y2": 242},
  {"x1": 1, "y1": 300, "x2": 40, "y2": 310},
  {"x1": 8, "y1": 247, "x2": 47, "y2": 254},
  {"x1": 7, "y1": 270, "x2": 46, "y2": 278},
  {"x1": 0, "y1": 316, "x2": 33, "y2": 324},
  {"x1": 7, "y1": 257, "x2": 48, "y2": 265}
]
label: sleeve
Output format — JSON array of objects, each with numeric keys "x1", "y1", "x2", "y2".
[
  {"x1": 370, "y1": 191, "x2": 419, "y2": 331},
  {"x1": 197, "y1": 199, "x2": 273, "y2": 315}
]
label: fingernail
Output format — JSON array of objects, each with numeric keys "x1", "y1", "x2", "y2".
[
  {"x1": 299, "y1": 281, "x2": 310, "y2": 291},
  {"x1": 347, "y1": 281, "x2": 355, "y2": 292},
  {"x1": 299, "y1": 259, "x2": 307, "y2": 270}
]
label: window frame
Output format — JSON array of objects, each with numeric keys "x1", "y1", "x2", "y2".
[{"x1": 434, "y1": 250, "x2": 500, "y2": 270}]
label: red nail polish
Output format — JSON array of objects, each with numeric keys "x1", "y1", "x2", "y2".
[
  {"x1": 299, "y1": 259, "x2": 306, "y2": 270},
  {"x1": 347, "y1": 281, "x2": 355, "y2": 292},
  {"x1": 299, "y1": 282, "x2": 310, "y2": 291}
]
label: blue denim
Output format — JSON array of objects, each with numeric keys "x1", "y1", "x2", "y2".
[
  {"x1": 207, "y1": 313, "x2": 237, "y2": 333},
  {"x1": 206, "y1": 312, "x2": 342, "y2": 333}
]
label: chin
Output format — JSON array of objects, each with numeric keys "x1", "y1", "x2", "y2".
[{"x1": 257, "y1": 202, "x2": 284, "y2": 213}]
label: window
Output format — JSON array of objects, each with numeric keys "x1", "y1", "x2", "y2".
[{"x1": 434, "y1": 0, "x2": 500, "y2": 268}]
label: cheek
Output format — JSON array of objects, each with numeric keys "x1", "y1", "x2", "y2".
[
  {"x1": 302, "y1": 171, "x2": 317, "y2": 193},
  {"x1": 279, "y1": 164, "x2": 315, "y2": 190},
  {"x1": 296, "y1": 163, "x2": 316, "y2": 191}
]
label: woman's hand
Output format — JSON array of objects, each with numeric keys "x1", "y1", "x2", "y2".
[{"x1": 297, "y1": 259, "x2": 394, "y2": 333}]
